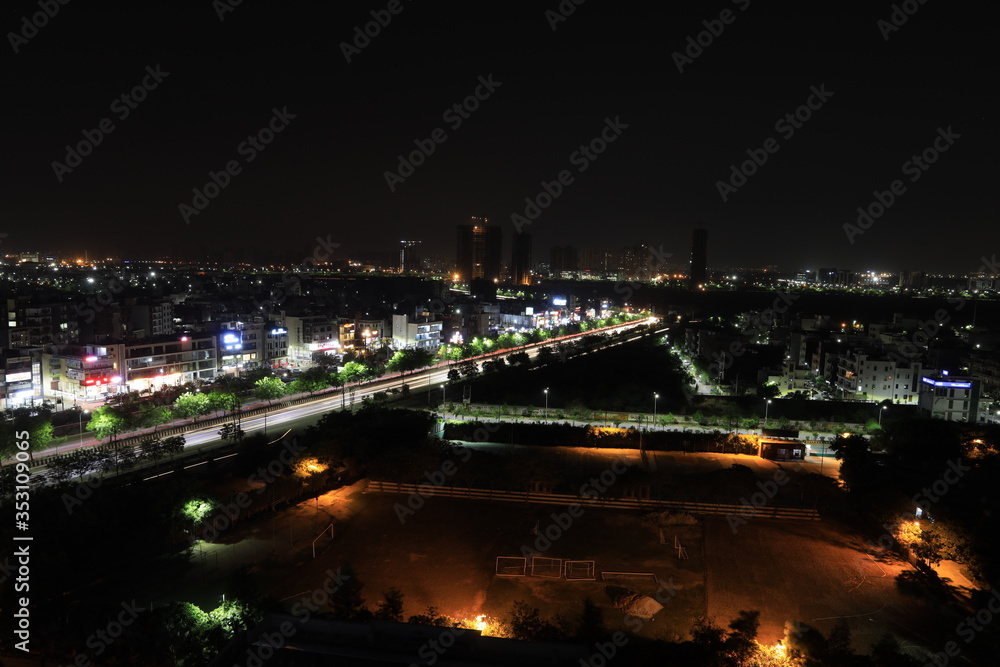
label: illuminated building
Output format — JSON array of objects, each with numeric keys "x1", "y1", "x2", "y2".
[
  {"x1": 456, "y1": 216, "x2": 502, "y2": 282},
  {"x1": 918, "y1": 371, "x2": 981, "y2": 423}
]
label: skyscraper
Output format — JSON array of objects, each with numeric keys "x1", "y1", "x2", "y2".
[
  {"x1": 399, "y1": 240, "x2": 421, "y2": 273},
  {"x1": 689, "y1": 227, "x2": 707, "y2": 288},
  {"x1": 456, "y1": 216, "x2": 502, "y2": 282},
  {"x1": 511, "y1": 230, "x2": 532, "y2": 286}
]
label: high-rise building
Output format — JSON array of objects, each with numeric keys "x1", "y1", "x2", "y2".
[
  {"x1": 550, "y1": 246, "x2": 578, "y2": 276},
  {"x1": 511, "y1": 230, "x2": 532, "y2": 286},
  {"x1": 456, "y1": 216, "x2": 502, "y2": 282},
  {"x1": 400, "y1": 240, "x2": 421, "y2": 273},
  {"x1": 689, "y1": 227, "x2": 707, "y2": 288}
]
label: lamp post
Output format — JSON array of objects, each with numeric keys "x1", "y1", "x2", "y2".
[
  {"x1": 765, "y1": 399, "x2": 772, "y2": 425},
  {"x1": 879, "y1": 404, "x2": 887, "y2": 427},
  {"x1": 442, "y1": 384, "x2": 446, "y2": 405},
  {"x1": 79, "y1": 409, "x2": 89, "y2": 445},
  {"x1": 544, "y1": 388, "x2": 549, "y2": 419},
  {"x1": 653, "y1": 392, "x2": 659, "y2": 423}
]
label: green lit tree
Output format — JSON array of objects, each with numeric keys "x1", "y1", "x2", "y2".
[
  {"x1": 173, "y1": 391, "x2": 211, "y2": 421},
  {"x1": 253, "y1": 376, "x2": 286, "y2": 404}
]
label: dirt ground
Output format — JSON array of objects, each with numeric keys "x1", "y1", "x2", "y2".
[{"x1": 161, "y1": 480, "x2": 961, "y2": 661}]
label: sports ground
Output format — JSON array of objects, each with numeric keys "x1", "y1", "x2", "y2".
[{"x1": 260, "y1": 488, "x2": 949, "y2": 658}]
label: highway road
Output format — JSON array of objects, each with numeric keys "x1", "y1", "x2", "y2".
[{"x1": 29, "y1": 319, "x2": 657, "y2": 466}]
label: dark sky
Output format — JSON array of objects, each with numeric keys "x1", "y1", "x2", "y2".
[{"x1": 4, "y1": 1, "x2": 996, "y2": 273}]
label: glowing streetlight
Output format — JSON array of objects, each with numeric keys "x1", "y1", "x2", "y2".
[
  {"x1": 879, "y1": 404, "x2": 887, "y2": 426},
  {"x1": 765, "y1": 399, "x2": 772, "y2": 423},
  {"x1": 653, "y1": 392, "x2": 659, "y2": 421},
  {"x1": 544, "y1": 388, "x2": 549, "y2": 418},
  {"x1": 79, "y1": 409, "x2": 89, "y2": 445}
]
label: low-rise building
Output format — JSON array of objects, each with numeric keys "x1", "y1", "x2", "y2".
[
  {"x1": 391, "y1": 314, "x2": 443, "y2": 350},
  {"x1": 109, "y1": 333, "x2": 218, "y2": 393},
  {"x1": 282, "y1": 313, "x2": 340, "y2": 362},
  {"x1": 918, "y1": 372, "x2": 981, "y2": 423}
]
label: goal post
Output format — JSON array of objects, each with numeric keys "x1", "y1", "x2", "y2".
[
  {"x1": 495, "y1": 556, "x2": 527, "y2": 576},
  {"x1": 530, "y1": 556, "x2": 562, "y2": 578},
  {"x1": 564, "y1": 560, "x2": 596, "y2": 580}
]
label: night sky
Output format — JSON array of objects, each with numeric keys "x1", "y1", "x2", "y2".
[{"x1": 4, "y1": 1, "x2": 995, "y2": 272}]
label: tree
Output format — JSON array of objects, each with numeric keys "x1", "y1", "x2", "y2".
[
  {"x1": 339, "y1": 361, "x2": 369, "y2": 385},
  {"x1": 828, "y1": 433, "x2": 878, "y2": 494},
  {"x1": 297, "y1": 366, "x2": 332, "y2": 394},
  {"x1": 139, "y1": 435, "x2": 167, "y2": 467},
  {"x1": 458, "y1": 359, "x2": 478, "y2": 379},
  {"x1": 374, "y1": 588, "x2": 404, "y2": 622},
  {"x1": 506, "y1": 601, "x2": 559, "y2": 641},
  {"x1": 208, "y1": 390, "x2": 242, "y2": 415},
  {"x1": 173, "y1": 391, "x2": 211, "y2": 421},
  {"x1": 723, "y1": 610, "x2": 761, "y2": 664},
  {"x1": 87, "y1": 406, "x2": 129, "y2": 442},
  {"x1": 219, "y1": 423, "x2": 245, "y2": 443},
  {"x1": 387, "y1": 348, "x2": 436, "y2": 375},
  {"x1": 507, "y1": 351, "x2": 530, "y2": 366},
  {"x1": 758, "y1": 383, "x2": 781, "y2": 400},
  {"x1": 138, "y1": 403, "x2": 173, "y2": 432},
  {"x1": 330, "y1": 563, "x2": 369, "y2": 621},
  {"x1": 253, "y1": 376, "x2": 286, "y2": 404},
  {"x1": 162, "y1": 435, "x2": 186, "y2": 458}
]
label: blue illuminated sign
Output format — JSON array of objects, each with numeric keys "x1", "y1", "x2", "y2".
[{"x1": 921, "y1": 377, "x2": 972, "y2": 389}]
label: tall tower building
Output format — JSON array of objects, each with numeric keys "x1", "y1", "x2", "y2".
[
  {"x1": 511, "y1": 230, "x2": 532, "y2": 286},
  {"x1": 689, "y1": 227, "x2": 708, "y2": 288},
  {"x1": 399, "y1": 240, "x2": 421, "y2": 273},
  {"x1": 456, "y1": 216, "x2": 502, "y2": 282}
]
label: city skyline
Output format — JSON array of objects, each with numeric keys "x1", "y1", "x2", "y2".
[{"x1": 3, "y1": 3, "x2": 994, "y2": 273}]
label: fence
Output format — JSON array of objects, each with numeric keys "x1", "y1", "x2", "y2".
[{"x1": 365, "y1": 480, "x2": 820, "y2": 520}]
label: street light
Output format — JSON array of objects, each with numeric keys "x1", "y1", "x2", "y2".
[
  {"x1": 879, "y1": 404, "x2": 887, "y2": 426},
  {"x1": 544, "y1": 388, "x2": 549, "y2": 418},
  {"x1": 765, "y1": 399, "x2": 772, "y2": 424},
  {"x1": 79, "y1": 409, "x2": 89, "y2": 445},
  {"x1": 653, "y1": 392, "x2": 659, "y2": 422}
]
